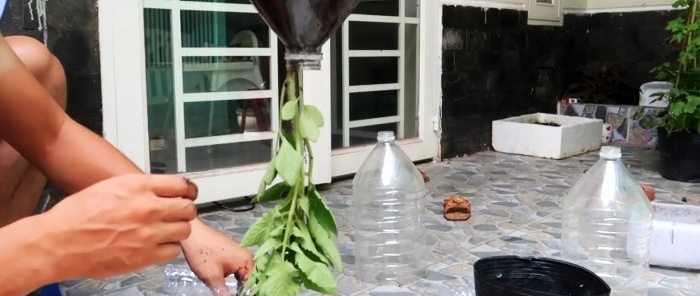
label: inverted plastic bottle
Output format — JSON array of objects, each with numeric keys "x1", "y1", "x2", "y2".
[
  {"x1": 163, "y1": 264, "x2": 242, "y2": 295},
  {"x1": 561, "y1": 146, "x2": 652, "y2": 296},
  {"x1": 352, "y1": 131, "x2": 427, "y2": 284}
]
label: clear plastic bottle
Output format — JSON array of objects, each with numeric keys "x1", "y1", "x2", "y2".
[
  {"x1": 163, "y1": 264, "x2": 243, "y2": 295},
  {"x1": 561, "y1": 146, "x2": 652, "y2": 296},
  {"x1": 352, "y1": 131, "x2": 427, "y2": 284}
]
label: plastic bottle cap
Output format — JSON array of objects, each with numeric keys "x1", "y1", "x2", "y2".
[
  {"x1": 599, "y1": 146, "x2": 622, "y2": 159},
  {"x1": 377, "y1": 131, "x2": 396, "y2": 142}
]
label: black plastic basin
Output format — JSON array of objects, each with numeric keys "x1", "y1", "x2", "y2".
[{"x1": 474, "y1": 256, "x2": 611, "y2": 296}]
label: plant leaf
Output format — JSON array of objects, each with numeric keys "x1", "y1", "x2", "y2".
[
  {"x1": 298, "y1": 195, "x2": 310, "y2": 215},
  {"x1": 304, "y1": 105, "x2": 325, "y2": 127},
  {"x1": 685, "y1": 96, "x2": 700, "y2": 113},
  {"x1": 281, "y1": 99, "x2": 299, "y2": 121},
  {"x1": 300, "y1": 112, "x2": 321, "y2": 142},
  {"x1": 257, "y1": 182, "x2": 291, "y2": 203},
  {"x1": 293, "y1": 222, "x2": 330, "y2": 265},
  {"x1": 309, "y1": 189, "x2": 338, "y2": 236},
  {"x1": 258, "y1": 255, "x2": 301, "y2": 296},
  {"x1": 241, "y1": 212, "x2": 274, "y2": 247},
  {"x1": 671, "y1": 102, "x2": 685, "y2": 116},
  {"x1": 262, "y1": 158, "x2": 277, "y2": 185},
  {"x1": 269, "y1": 222, "x2": 286, "y2": 239},
  {"x1": 275, "y1": 138, "x2": 303, "y2": 186},
  {"x1": 296, "y1": 249, "x2": 338, "y2": 295},
  {"x1": 309, "y1": 212, "x2": 343, "y2": 271},
  {"x1": 254, "y1": 237, "x2": 280, "y2": 260}
]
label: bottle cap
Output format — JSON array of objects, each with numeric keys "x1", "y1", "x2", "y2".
[
  {"x1": 599, "y1": 146, "x2": 622, "y2": 159},
  {"x1": 377, "y1": 131, "x2": 396, "y2": 142}
]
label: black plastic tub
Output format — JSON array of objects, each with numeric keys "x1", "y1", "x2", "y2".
[{"x1": 474, "y1": 256, "x2": 611, "y2": 296}]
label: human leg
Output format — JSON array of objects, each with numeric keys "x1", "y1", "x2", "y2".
[{"x1": 0, "y1": 36, "x2": 67, "y2": 227}]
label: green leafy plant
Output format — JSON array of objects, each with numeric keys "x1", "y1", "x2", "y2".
[
  {"x1": 240, "y1": 69, "x2": 342, "y2": 296},
  {"x1": 651, "y1": 0, "x2": 700, "y2": 133}
]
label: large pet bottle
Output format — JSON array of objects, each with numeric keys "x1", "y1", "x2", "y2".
[
  {"x1": 561, "y1": 146, "x2": 652, "y2": 295},
  {"x1": 352, "y1": 131, "x2": 427, "y2": 284}
]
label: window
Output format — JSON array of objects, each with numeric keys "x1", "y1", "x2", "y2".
[{"x1": 528, "y1": 0, "x2": 561, "y2": 25}]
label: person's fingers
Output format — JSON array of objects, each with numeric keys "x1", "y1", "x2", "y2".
[
  {"x1": 158, "y1": 198, "x2": 198, "y2": 222},
  {"x1": 235, "y1": 257, "x2": 253, "y2": 281},
  {"x1": 206, "y1": 276, "x2": 232, "y2": 296},
  {"x1": 155, "y1": 221, "x2": 193, "y2": 244},
  {"x1": 149, "y1": 243, "x2": 183, "y2": 265},
  {"x1": 147, "y1": 174, "x2": 198, "y2": 200}
]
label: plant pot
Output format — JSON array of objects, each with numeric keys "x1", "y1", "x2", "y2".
[
  {"x1": 657, "y1": 129, "x2": 700, "y2": 183},
  {"x1": 492, "y1": 113, "x2": 603, "y2": 159},
  {"x1": 474, "y1": 256, "x2": 611, "y2": 296}
]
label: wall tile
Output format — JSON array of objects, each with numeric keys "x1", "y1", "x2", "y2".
[
  {"x1": 440, "y1": 6, "x2": 679, "y2": 158},
  {"x1": 0, "y1": 0, "x2": 102, "y2": 134}
]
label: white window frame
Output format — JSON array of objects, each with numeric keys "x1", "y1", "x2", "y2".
[{"x1": 528, "y1": 0, "x2": 562, "y2": 26}]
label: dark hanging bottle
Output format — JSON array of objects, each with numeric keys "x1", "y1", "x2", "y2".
[{"x1": 249, "y1": 0, "x2": 361, "y2": 70}]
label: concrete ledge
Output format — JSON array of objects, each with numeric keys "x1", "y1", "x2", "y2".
[{"x1": 492, "y1": 113, "x2": 603, "y2": 159}]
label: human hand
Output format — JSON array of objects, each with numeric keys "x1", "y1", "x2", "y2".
[
  {"x1": 38, "y1": 174, "x2": 198, "y2": 280},
  {"x1": 182, "y1": 219, "x2": 254, "y2": 296}
]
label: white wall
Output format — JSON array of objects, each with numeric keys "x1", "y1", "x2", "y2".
[
  {"x1": 564, "y1": 0, "x2": 587, "y2": 10},
  {"x1": 442, "y1": 0, "x2": 527, "y2": 10},
  {"x1": 587, "y1": 0, "x2": 676, "y2": 11},
  {"x1": 442, "y1": 0, "x2": 678, "y2": 13}
]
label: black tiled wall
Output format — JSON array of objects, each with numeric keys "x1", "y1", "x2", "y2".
[
  {"x1": 583, "y1": 11, "x2": 680, "y2": 100},
  {"x1": 441, "y1": 6, "x2": 679, "y2": 158},
  {"x1": 0, "y1": 0, "x2": 102, "y2": 134}
]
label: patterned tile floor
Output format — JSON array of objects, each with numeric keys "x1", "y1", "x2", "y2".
[{"x1": 60, "y1": 147, "x2": 700, "y2": 296}]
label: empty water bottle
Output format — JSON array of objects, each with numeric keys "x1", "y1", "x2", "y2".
[
  {"x1": 352, "y1": 131, "x2": 427, "y2": 283},
  {"x1": 163, "y1": 264, "x2": 243, "y2": 296},
  {"x1": 561, "y1": 146, "x2": 652, "y2": 296}
]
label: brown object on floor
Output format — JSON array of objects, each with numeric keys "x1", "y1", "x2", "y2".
[
  {"x1": 419, "y1": 169, "x2": 429, "y2": 183},
  {"x1": 640, "y1": 183, "x2": 655, "y2": 202},
  {"x1": 443, "y1": 194, "x2": 471, "y2": 221}
]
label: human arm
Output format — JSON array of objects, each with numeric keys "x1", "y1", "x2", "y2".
[
  {"x1": 0, "y1": 33, "x2": 253, "y2": 287},
  {"x1": 0, "y1": 175, "x2": 197, "y2": 296},
  {"x1": 0, "y1": 33, "x2": 140, "y2": 193},
  {"x1": 183, "y1": 219, "x2": 254, "y2": 293},
  {"x1": 0, "y1": 215, "x2": 60, "y2": 296}
]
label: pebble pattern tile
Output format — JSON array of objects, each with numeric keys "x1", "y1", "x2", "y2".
[{"x1": 61, "y1": 148, "x2": 699, "y2": 295}]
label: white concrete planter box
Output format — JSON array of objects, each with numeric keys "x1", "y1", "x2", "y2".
[
  {"x1": 492, "y1": 113, "x2": 603, "y2": 159},
  {"x1": 650, "y1": 203, "x2": 700, "y2": 270}
]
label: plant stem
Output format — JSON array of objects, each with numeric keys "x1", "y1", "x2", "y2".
[
  {"x1": 280, "y1": 67, "x2": 309, "y2": 258},
  {"x1": 281, "y1": 181, "x2": 300, "y2": 256},
  {"x1": 688, "y1": 0, "x2": 699, "y2": 69},
  {"x1": 305, "y1": 139, "x2": 315, "y2": 189},
  {"x1": 676, "y1": 0, "x2": 699, "y2": 87},
  {"x1": 277, "y1": 75, "x2": 289, "y2": 148}
]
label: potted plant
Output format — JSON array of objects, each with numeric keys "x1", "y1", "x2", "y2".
[{"x1": 651, "y1": 0, "x2": 700, "y2": 183}]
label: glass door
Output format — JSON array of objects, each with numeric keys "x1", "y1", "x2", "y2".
[
  {"x1": 144, "y1": 1, "x2": 277, "y2": 174},
  {"x1": 329, "y1": 0, "x2": 438, "y2": 177},
  {"x1": 143, "y1": 0, "x2": 281, "y2": 203}
]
